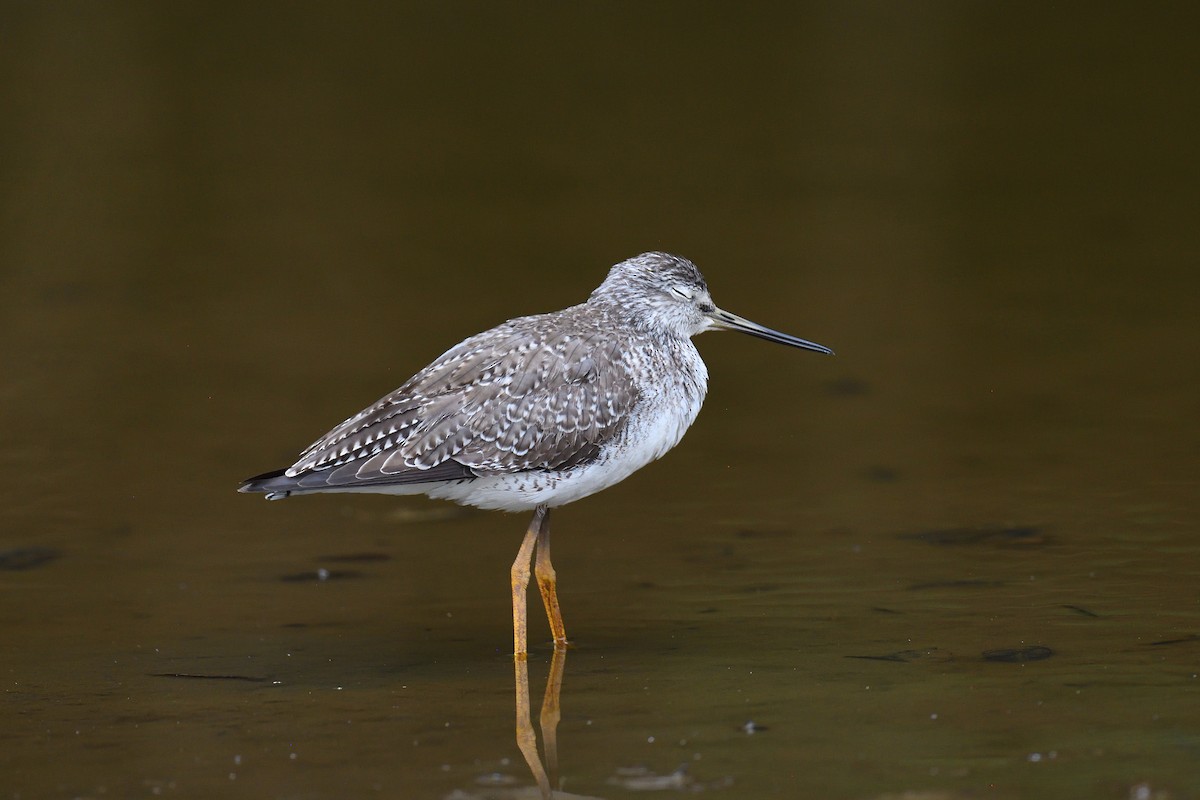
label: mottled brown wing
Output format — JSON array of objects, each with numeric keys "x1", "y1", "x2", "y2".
[{"x1": 284, "y1": 317, "x2": 635, "y2": 487}]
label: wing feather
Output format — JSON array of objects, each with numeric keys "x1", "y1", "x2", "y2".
[{"x1": 283, "y1": 311, "x2": 637, "y2": 488}]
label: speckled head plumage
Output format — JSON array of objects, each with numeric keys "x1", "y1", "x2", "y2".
[
  {"x1": 589, "y1": 252, "x2": 716, "y2": 339},
  {"x1": 591, "y1": 252, "x2": 709, "y2": 301}
]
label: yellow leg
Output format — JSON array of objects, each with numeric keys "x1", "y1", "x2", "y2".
[
  {"x1": 510, "y1": 507, "x2": 544, "y2": 659},
  {"x1": 534, "y1": 508, "x2": 568, "y2": 648}
]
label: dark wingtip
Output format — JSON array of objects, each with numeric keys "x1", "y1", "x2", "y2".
[{"x1": 238, "y1": 467, "x2": 290, "y2": 495}]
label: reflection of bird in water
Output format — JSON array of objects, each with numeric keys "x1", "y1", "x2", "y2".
[
  {"x1": 240, "y1": 252, "x2": 832, "y2": 656},
  {"x1": 515, "y1": 648, "x2": 569, "y2": 799}
]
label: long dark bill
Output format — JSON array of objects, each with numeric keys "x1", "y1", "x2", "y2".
[{"x1": 707, "y1": 307, "x2": 834, "y2": 355}]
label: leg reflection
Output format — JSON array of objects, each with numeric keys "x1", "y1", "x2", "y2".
[
  {"x1": 514, "y1": 646, "x2": 567, "y2": 799},
  {"x1": 540, "y1": 644, "x2": 566, "y2": 788}
]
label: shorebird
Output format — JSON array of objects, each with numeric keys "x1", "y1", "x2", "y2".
[{"x1": 239, "y1": 252, "x2": 832, "y2": 657}]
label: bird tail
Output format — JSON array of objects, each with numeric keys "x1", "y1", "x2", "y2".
[
  {"x1": 239, "y1": 459, "x2": 479, "y2": 499},
  {"x1": 238, "y1": 468, "x2": 297, "y2": 500}
]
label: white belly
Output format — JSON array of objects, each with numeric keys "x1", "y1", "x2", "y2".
[
  {"x1": 428, "y1": 383, "x2": 705, "y2": 511},
  {"x1": 431, "y1": 346, "x2": 707, "y2": 511}
]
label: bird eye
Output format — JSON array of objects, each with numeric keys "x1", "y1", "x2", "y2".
[{"x1": 671, "y1": 286, "x2": 692, "y2": 300}]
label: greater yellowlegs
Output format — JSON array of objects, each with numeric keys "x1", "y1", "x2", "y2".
[{"x1": 239, "y1": 252, "x2": 832, "y2": 656}]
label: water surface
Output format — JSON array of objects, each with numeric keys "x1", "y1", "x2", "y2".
[{"x1": 2, "y1": 4, "x2": 1197, "y2": 798}]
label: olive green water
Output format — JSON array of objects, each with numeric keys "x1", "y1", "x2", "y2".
[{"x1": 2, "y1": 4, "x2": 1198, "y2": 799}]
